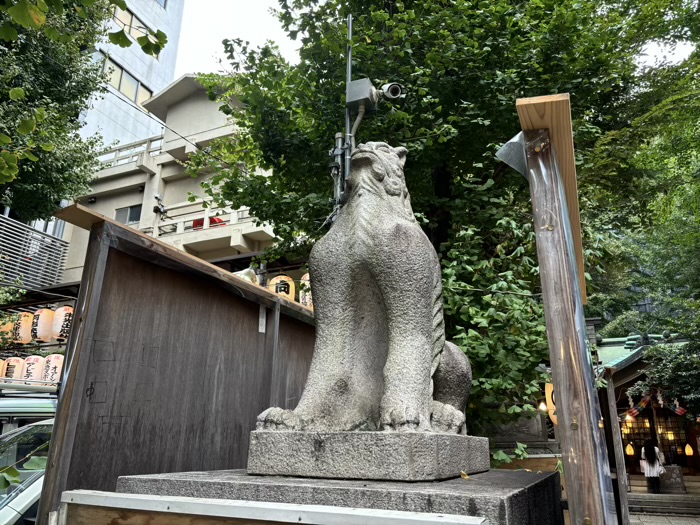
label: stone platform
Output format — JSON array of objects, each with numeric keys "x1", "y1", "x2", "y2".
[
  {"x1": 117, "y1": 469, "x2": 563, "y2": 525},
  {"x1": 247, "y1": 431, "x2": 490, "y2": 481}
]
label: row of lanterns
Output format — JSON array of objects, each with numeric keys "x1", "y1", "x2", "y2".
[
  {"x1": 1, "y1": 306, "x2": 74, "y2": 345},
  {"x1": 1, "y1": 354, "x2": 65, "y2": 384},
  {"x1": 233, "y1": 269, "x2": 313, "y2": 309}
]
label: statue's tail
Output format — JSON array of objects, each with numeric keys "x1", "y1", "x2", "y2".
[{"x1": 430, "y1": 260, "x2": 445, "y2": 383}]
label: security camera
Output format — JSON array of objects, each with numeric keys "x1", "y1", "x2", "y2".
[
  {"x1": 381, "y1": 83, "x2": 404, "y2": 99},
  {"x1": 153, "y1": 193, "x2": 162, "y2": 201}
]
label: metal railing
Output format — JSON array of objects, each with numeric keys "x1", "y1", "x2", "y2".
[
  {"x1": 0, "y1": 214, "x2": 68, "y2": 290},
  {"x1": 153, "y1": 203, "x2": 239, "y2": 237},
  {"x1": 98, "y1": 135, "x2": 163, "y2": 168}
]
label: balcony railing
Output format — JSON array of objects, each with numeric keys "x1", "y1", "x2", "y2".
[
  {"x1": 0, "y1": 214, "x2": 68, "y2": 290},
  {"x1": 152, "y1": 203, "x2": 250, "y2": 238},
  {"x1": 98, "y1": 135, "x2": 163, "y2": 168}
]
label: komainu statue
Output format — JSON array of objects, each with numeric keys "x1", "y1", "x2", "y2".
[{"x1": 258, "y1": 142, "x2": 471, "y2": 433}]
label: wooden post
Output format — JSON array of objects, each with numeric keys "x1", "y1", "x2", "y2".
[
  {"x1": 606, "y1": 370, "x2": 631, "y2": 525},
  {"x1": 497, "y1": 126, "x2": 615, "y2": 524}
]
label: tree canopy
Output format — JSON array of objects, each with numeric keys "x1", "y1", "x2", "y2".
[{"x1": 188, "y1": 0, "x2": 697, "y2": 433}]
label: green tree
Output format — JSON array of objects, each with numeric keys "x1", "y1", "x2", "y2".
[
  {"x1": 0, "y1": 0, "x2": 168, "y2": 220},
  {"x1": 188, "y1": 0, "x2": 695, "y2": 432},
  {"x1": 627, "y1": 342, "x2": 700, "y2": 417}
]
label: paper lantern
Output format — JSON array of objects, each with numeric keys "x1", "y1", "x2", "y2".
[
  {"x1": 31, "y1": 308, "x2": 55, "y2": 343},
  {"x1": 545, "y1": 383, "x2": 558, "y2": 426},
  {"x1": 625, "y1": 443, "x2": 635, "y2": 456},
  {"x1": 299, "y1": 273, "x2": 313, "y2": 309},
  {"x1": 686, "y1": 444, "x2": 694, "y2": 456},
  {"x1": 21, "y1": 356, "x2": 45, "y2": 381},
  {"x1": 43, "y1": 354, "x2": 65, "y2": 383},
  {"x1": 51, "y1": 306, "x2": 74, "y2": 342},
  {"x1": 4, "y1": 357, "x2": 24, "y2": 379},
  {"x1": 13, "y1": 312, "x2": 33, "y2": 344},
  {"x1": 267, "y1": 275, "x2": 295, "y2": 301}
]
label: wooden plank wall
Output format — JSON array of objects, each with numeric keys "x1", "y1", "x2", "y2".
[{"x1": 39, "y1": 216, "x2": 316, "y2": 525}]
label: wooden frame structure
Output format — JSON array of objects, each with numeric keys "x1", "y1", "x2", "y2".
[
  {"x1": 38, "y1": 205, "x2": 316, "y2": 525},
  {"x1": 55, "y1": 490, "x2": 487, "y2": 525}
]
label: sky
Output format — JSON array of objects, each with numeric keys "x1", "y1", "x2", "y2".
[
  {"x1": 174, "y1": 0, "x2": 300, "y2": 78},
  {"x1": 174, "y1": 1, "x2": 695, "y2": 77}
]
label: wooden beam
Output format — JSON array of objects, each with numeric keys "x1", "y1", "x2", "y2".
[
  {"x1": 516, "y1": 94, "x2": 587, "y2": 304},
  {"x1": 53, "y1": 204, "x2": 314, "y2": 325}
]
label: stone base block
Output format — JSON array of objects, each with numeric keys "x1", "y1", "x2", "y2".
[
  {"x1": 116, "y1": 469, "x2": 564, "y2": 525},
  {"x1": 246, "y1": 430, "x2": 489, "y2": 481}
]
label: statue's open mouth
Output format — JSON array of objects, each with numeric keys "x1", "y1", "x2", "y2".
[{"x1": 351, "y1": 149, "x2": 377, "y2": 164}]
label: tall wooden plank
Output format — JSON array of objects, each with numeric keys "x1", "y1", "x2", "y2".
[
  {"x1": 606, "y1": 370, "x2": 631, "y2": 525},
  {"x1": 499, "y1": 129, "x2": 615, "y2": 524},
  {"x1": 39, "y1": 223, "x2": 112, "y2": 525},
  {"x1": 516, "y1": 94, "x2": 587, "y2": 304}
]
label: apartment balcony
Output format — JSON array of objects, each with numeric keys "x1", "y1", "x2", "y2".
[
  {"x1": 0, "y1": 214, "x2": 68, "y2": 290},
  {"x1": 143, "y1": 203, "x2": 275, "y2": 259}
]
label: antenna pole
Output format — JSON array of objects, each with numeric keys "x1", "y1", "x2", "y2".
[{"x1": 343, "y1": 14, "x2": 353, "y2": 198}]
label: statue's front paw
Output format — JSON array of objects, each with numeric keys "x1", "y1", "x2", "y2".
[
  {"x1": 256, "y1": 407, "x2": 304, "y2": 430},
  {"x1": 380, "y1": 405, "x2": 423, "y2": 432},
  {"x1": 431, "y1": 400, "x2": 466, "y2": 434}
]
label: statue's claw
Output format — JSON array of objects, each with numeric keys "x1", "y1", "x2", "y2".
[
  {"x1": 256, "y1": 407, "x2": 304, "y2": 430},
  {"x1": 431, "y1": 400, "x2": 466, "y2": 434}
]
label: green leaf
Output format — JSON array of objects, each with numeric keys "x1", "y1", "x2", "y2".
[
  {"x1": 23, "y1": 456, "x2": 47, "y2": 470},
  {"x1": 24, "y1": 151, "x2": 39, "y2": 162},
  {"x1": 108, "y1": 29, "x2": 132, "y2": 47},
  {"x1": 0, "y1": 134, "x2": 11, "y2": 145},
  {"x1": 9, "y1": 87, "x2": 25, "y2": 101},
  {"x1": 1, "y1": 151, "x2": 19, "y2": 168},
  {"x1": 35, "y1": 107, "x2": 48, "y2": 122},
  {"x1": 0, "y1": 23, "x2": 19, "y2": 41},
  {"x1": 7, "y1": 0, "x2": 47, "y2": 29},
  {"x1": 18, "y1": 118, "x2": 36, "y2": 135},
  {"x1": 108, "y1": 0, "x2": 128, "y2": 9},
  {"x1": 39, "y1": 143, "x2": 55, "y2": 152}
]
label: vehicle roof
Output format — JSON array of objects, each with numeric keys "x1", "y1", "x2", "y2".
[{"x1": 0, "y1": 396, "x2": 57, "y2": 415}]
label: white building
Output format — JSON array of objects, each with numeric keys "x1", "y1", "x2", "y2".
[
  {"x1": 62, "y1": 74, "x2": 276, "y2": 283},
  {"x1": 80, "y1": 0, "x2": 185, "y2": 146}
]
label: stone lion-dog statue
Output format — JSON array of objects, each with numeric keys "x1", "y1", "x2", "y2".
[{"x1": 258, "y1": 142, "x2": 471, "y2": 433}]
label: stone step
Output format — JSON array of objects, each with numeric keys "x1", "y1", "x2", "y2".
[{"x1": 628, "y1": 494, "x2": 700, "y2": 516}]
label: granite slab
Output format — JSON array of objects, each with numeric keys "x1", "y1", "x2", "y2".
[
  {"x1": 117, "y1": 469, "x2": 564, "y2": 525},
  {"x1": 246, "y1": 431, "x2": 490, "y2": 481}
]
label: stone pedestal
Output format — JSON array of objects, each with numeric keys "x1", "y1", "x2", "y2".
[
  {"x1": 117, "y1": 469, "x2": 564, "y2": 525},
  {"x1": 660, "y1": 465, "x2": 687, "y2": 494},
  {"x1": 247, "y1": 430, "x2": 490, "y2": 481}
]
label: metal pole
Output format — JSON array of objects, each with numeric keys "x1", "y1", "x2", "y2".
[
  {"x1": 497, "y1": 130, "x2": 616, "y2": 524},
  {"x1": 344, "y1": 14, "x2": 353, "y2": 197}
]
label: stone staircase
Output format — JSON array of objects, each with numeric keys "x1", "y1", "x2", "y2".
[{"x1": 628, "y1": 474, "x2": 700, "y2": 515}]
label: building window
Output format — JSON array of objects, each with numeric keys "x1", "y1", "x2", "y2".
[
  {"x1": 101, "y1": 56, "x2": 153, "y2": 108},
  {"x1": 115, "y1": 205, "x2": 142, "y2": 225},
  {"x1": 113, "y1": 6, "x2": 155, "y2": 41}
]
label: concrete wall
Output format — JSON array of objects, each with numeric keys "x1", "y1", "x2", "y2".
[
  {"x1": 163, "y1": 91, "x2": 230, "y2": 147},
  {"x1": 80, "y1": 0, "x2": 185, "y2": 146}
]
